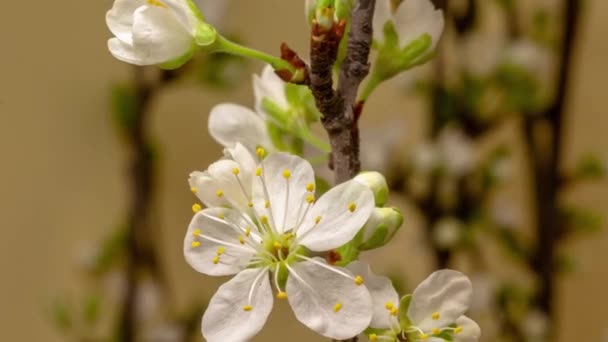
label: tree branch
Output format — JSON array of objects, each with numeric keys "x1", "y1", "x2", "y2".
[{"x1": 309, "y1": 0, "x2": 376, "y2": 183}]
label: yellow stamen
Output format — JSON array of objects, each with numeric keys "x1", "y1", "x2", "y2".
[
  {"x1": 192, "y1": 203, "x2": 202, "y2": 213},
  {"x1": 248, "y1": 202, "x2": 253, "y2": 208},
  {"x1": 232, "y1": 167, "x2": 240, "y2": 175},
  {"x1": 306, "y1": 194, "x2": 315, "y2": 204},
  {"x1": 420, "y1": 333, "x2": 429, "y2": 340},
  {"x1": 216, "y1": 247, "x2": 225, "y2": 255},
  {"x1": 432, "y1": 312, "x2": 440, "y2": 320},
  {"x1": 277, "y1": 291, "x2": 288, "y2": 299},
  {"x1": 454, "y1": 326, "x2": 463, "y2": 334},
  {"x1": 242, "y1": 305, "x2": 253, "y2": 311},
  {"x1": 385, "y1": 302, "x2": 394, "y2": 310},
  {"x1": 255, "y1": 167, "x2": 262, "y2": 176},
  {"x1": 333, "y1": 302, "x2": 342, "y2": 312},
  {"x1": 216, "y1": 189, "x2": 224, "y2": 198},
  {"x1": 390, "y1": 307, "x2": 398, "y2": 316},
  {"x1": 315, "y1": 216, "x2": 322, "y2": 224},
  {"x1": 256, "y1": 147, "x2": 266, "y2": 158},
  {"x1": 260, "y1": 216, "x2": 268, "y2": 225},
  {"x1": 368, "y1": 334, "x2": 378, "y2": 342},
  {"x1": 190, "y1": 187, "x2": 197, "y2": 194},
  {"x1": 192, "y1": 229, "x2": 201, "y2": 237},
  {"x1": 348, "y1": 202, "x2": 357, "y2": 212},
  {"x1": 264, "y1": 200, "x2": 270, "y2": 208},
  {"x1": 218, "y1": 213, "x2": 225, "y2": 219},
  {"x1": 432, "y1": 328, "x2": 441, "y2": 335},
  {"x1": 238, "y1": 236, "x2": 245, "y2": 244},
  {"x1": 245, "y1": 227, "x2": 251, "y2": 237},
  {"x1": 354, "y1": 275, "x2": 364, "y2": 285},
  {"x1": 283, "y1": 169, "x2": 291, "y2": 179},
  {"x1": 191, "y1": 241, "x2": 201, "y2": 248},
  {"x1": 306, "y1": 183, "x2": 315, "y2": 192},
  {"x1": 212, "y1": 256, "x2": 220, "y2": 264},
  {"x1": 273, "y1": 241, "x2": 282, "y2": 250}
]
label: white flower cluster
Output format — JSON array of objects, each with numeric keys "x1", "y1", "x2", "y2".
[{"x1": 104, "y1": 0, "x2": 481, "y2": 341}]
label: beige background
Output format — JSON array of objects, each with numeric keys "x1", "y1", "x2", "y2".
[{"x1": 1, "y1": 0, "x2": 607, "y2": 341}]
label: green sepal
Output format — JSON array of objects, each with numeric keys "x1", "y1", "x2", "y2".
[
  {"x1": 262, "y1": 98, "x2": 290, "y2": 127},
  {"x1": 400, "y1": 33, "x2": 432, "y2": 68},
  {"x1": 398, "y1": 294, "x2": 413, "y2": 330},
  {"x1": 358, "y1": 224, "x2": 389, "y2": 250},
  {"x1": 194, "y1": 22, "x2": 217, "y2": 46},
  {"x1": 186, "y1": 0, "x2": 205, "y2": 21},
  {"x1": 363, "y1": 327, "x2": 398, "y2": 341}
]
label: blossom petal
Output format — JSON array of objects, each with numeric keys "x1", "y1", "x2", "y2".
[
  {"x1": 346, "y1": 261, "x2": 399, "y2": 329},
  {"x1": 297, "y1": 180, "x2": 374, "y2": 251},
  {"x1": 184, "y1": 208, "x2": 257, "y2": 276},
  {"x1": 202, "y1": 268, "x2": 273, "y2": 342},
  {"x1": 252, "y1": 153, "x2": 315, "y2": 233},
  {"x1": 224, "y1": 143, "x2": 258, "y2": 190},
  {"x1": 108, "y1": 38, "x2": 145, "y2": 65},
  {"x1": 253, "y1": 64, "x2": 288, "y2": 116},
  {"x1": 372, "y1": 0, "x2": 392, "y2": 43},
  {"x1": 207, "y1": 159, "x2": 252, "y2": 212},
  {"x1": 407, "y1": 270, "x2": 472, "y2": 330},
  {"x1": 286, "y1": 259, "x2": 372, "y2": 339},
  {"x1": 106, "y1": 0, "x2": 146, "y2": 44},
  {"x1": 393, "y1": 0, "x2": 444, "y2": 49},
  {"x1": 208, "y1": 103, "x2": 271, "y2": 153},
  {"x1": 454, "y1": 316, "x2": 481, "y2": 342},
  {"x1": 161, "y1": 0, "x2": 200, "y2": 34},
  {"x1": 131, "y1": 5, "x2": 194, "y2": 65},
  {"x1": 188, "y1": 171, "x2": 229, "y2": 208}
]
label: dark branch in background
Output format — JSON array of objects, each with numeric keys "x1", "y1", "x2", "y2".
[
  {"x1": 309, "y1": 0, "x2": 376, "y2": 183},
  {"x1": 526, "y1": 0, "x2": 581, "y2": 324},
  {"x1": 118, "y1": 66, "x2": 179, "y2": 342}
]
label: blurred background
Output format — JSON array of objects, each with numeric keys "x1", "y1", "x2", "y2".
[{"x1": 1, "y1": 0, "x2": 607, "y2": 341}]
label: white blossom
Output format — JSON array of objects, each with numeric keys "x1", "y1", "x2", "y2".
[
  {"x1": 406, "y1": 270, "x2": 480, "y2": 341},
  {"x1": 373, "y1": 0, "x2": 444, "y2": 51},
  {"x1": 106, "y1": 0, "x2": 205, "y2": 66},
  {"x1": 185, "y1": 146, "x2": 375, "y2": 341},
  {"x1": 208, "y1": 65, "x2": 288, "y2": 154}
]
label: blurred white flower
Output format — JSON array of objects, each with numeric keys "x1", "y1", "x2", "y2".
[
  {"x1": 489, "y1": 196, "x2": 521, "y2": 230},
  {"x1": 460, "y1": 31, "x2": 505, "y2": 77},
  {"x1": 106, "y1": 0, "x2": 206, "y2": 66},
  {"x1": 136, "y1": 280, "x2": 163, "y2": 322},
  {"x1": 521, "y1": 309, "x2": 549, "y2": 341},
  {"x1": 504, "y1": 39, "x2": 555, "y2": 84},
  {"x1": 438, "y1": 127, "x2": 476, "y2": 177},
  {"x1": 185, "y1": 147, "x2": 375, "y2": 341},
  {"x1": 433, "y1": 217, "x2": 463, "y2": 250},
  {"x1": 412, "y1": 143, "x2": 439, "y2": 174},
  {"x1": 144, "y1": 323, "x2": 185, "y2": 342},
  {"x1": 360, "y1": 119, "x2": 404, "y2": 173},
  {"x1": 374, "y1": 0, "x2": 444, "y2": 52},
  {"x1": 253, "y1": 65, "x2": 289, "y2": 118}
]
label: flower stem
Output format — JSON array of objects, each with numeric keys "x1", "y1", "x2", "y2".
[{"x1": 214, "y1": 35, "x2": 294, "y2": 73}]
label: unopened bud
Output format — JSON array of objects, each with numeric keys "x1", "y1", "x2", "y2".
[
  {"x1": 358, "y1": 207, "x2": 403, "y2": 251},
  {"x1": 354, "y1": 171, "x2": 389, "y2": 207}
]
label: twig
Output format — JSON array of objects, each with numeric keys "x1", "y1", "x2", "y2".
[{"x1": 309, "y1": 0, "x2": 376, "y2": 183}]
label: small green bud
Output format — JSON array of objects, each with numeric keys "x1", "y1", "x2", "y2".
[
  {"x1": 398, "y1": 294, "x2": 412, "y2": 330},
  {"x1": 357, "y1": 207, "x2": 403, "y2": 251},
  {"x1": 194, "y1": 22, "x2": 217, "y2": 46},
  {"x1": 354, "y1": 171, "x2": 390, "y2": 206}
]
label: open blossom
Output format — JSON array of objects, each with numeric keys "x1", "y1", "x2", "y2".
[
  {"x1": 208, "y1": 65, "x2": 287, "y2": 154},
  {"x1": 354, "y1": 265, "x2": 480, "y2": 342},
  {"x1": 373, "y1": 0, "x2": 444, "y2": 52},
  {"x1": 185, "y1": 145, "x2": 375, "y2": 340},
  {"x1": 106, "y1": 0, "x2": 207, "y2": 66}
]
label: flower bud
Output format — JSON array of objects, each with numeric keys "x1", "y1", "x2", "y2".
[
  {"x1": 354, "y1": 171, "x2": 389, "y2": 207},
  {"x1": 357, "y1": 207, "x2": 403, "y2": 251}
]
